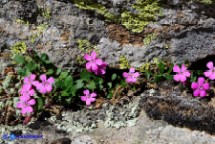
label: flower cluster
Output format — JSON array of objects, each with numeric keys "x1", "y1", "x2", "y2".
[
  {"x1": 173, "y1": 62, "x2": 215, "y2": 97},
  {"x1": 84, "y1": 51, "x2": 108, "y2": 75},
  {"x1": 81, "y1": 51, "x2": 140, "y2": 106},
  {"x1": 16, "y1": 74, "x2": 54, "y2": 115}
]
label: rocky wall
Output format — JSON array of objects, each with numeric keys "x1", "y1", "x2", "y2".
[{"x1": 1, "y1": 0, "x2": 215, "y2": 73}]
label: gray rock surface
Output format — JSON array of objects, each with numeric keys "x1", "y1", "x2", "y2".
[{"x1": 1, "y1": 0, "x2": 215, "y2": 73}]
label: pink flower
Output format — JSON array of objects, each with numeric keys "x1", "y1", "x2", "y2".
[
  {"x1": 204, "y1": 61, "x2": 215, "y2": 80},
  {"x1": 93, "y1": 62, "x2": 108, "y2": 75},
  {"x1": 81, "y1": 89, "x2": 97, "y2": 106},
  {"x1": 34, "y1": 74, "x2": 55, "y2": 94},
  {"x1": 17, "y1": 97, "x2": 36, "y2": 115},
  {"x1": 20, "y1": 84, "x2": 35, "y2": 97},
  {"x1": 191, "y1": 77, "x2": 210, "y2": 97},
  {"x1": 123, "y1": 67, "x2": 140, "y2": 84},
  {"x1": 84, "y1": 51, "x2": 103, "y2": 71},
  {"x1": 23, "y1": 74, "x2": 37, "y2": 86},
  {"x1": 173, "y1": 64, "x2": 190, "y2": 82}
]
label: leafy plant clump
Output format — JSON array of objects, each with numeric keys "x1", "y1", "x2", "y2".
[{"x1": 5, "y1": 48, "x2": 144, "y2": 124}]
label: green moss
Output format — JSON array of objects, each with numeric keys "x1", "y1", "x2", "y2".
[
  {"x1": 71, "y1": 0, "x2": 161, "y2": 33},
  {"x1": 121, "y1": 0, "x2": 161, "y2": 33},
  {"x1": 31, "y1": 23, "x2": 48, "y2": 44},
  {"x1": 76, "y1": 39, "x2": 99, "y2": 65},
  {"x1": 72, "y1": 0, "x2": 118, "y2": 21},
  {"x1": 15, "y1": 19, "x2": 29, "y2": 25},
  {"x1": 11, "y1": 41, "x2": 27, "y2": 57},
  {"x1": 119, "y1": 56, "x2": 130, "y2": 69},
  {"x1": 143, "y1": 33, "x2": 157, "y2": 45},
  {"x1": 192, "y1": 0, "x2": 215, "y2": 4}
]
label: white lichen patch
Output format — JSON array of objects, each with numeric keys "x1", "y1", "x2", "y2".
[{"x1": 52, "y1": 97, "x2": 141, "y2": 133}]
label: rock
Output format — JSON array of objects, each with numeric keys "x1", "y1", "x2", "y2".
[
  {"x1": 71, "y1": 135, "x2": 97, "y2": 144},
  {"x1": 51, "y1": 137, "x2": 71, "y2": 144}
]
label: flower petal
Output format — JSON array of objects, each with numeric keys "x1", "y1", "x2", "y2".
[
  {"x1": 91, "y1": 63, "x2": 98, "y2": 71},
  {"x1": 23, "y1": 84, "x2": 31, "y2": 91},
  {"x1": 203, "y1": 83, "x2": 210, "y2": 90},
  {"x1": 21, "y1": 108, "x2": 27, "y2": 115},
  {"x1": 198, "y1": 77, "x2": 205, "y2": 85},
  {"x1": 131, "y1": 77, "x2": 137, "y2": 83},
  {"x1": 39, "y1": 86, "x2": 47, "y2": 94},
  {"x1": 20, "y1": 95, "x2": 30, "y2": 102},
  {"x1": 23, "y1": 77, "x2": 30, "y2": 84},
  {"x1": 90, "y1": 93, "x2": 97, "y2": 98},
  {"x1": 200, "y1": 90, "x2": 206, "y2": 97},
  {"x1": 91, "y1": 51, "x2": 97, "y2": 59},
  {"x1": 123, "y1": 72, "x2": 129, "y2": 78},
  {"x1": 181, "y1": 64, "x2": 187, "y2": 72},
  {"x1": 129, "y1": 67, "x2": 135, "y2": 73},
  {"x1": 84, "y1": 54, "x2": 91, "y2": 61},
  {"x1": 179, "y1": 75, "x2": 186, "y2": 82},
  {"x1": 17, "y1": 102, "x2": 24, "y2": 108},
  {"x1": 89, "y1": 97, "x2": 96, "y2": 102},
  {"x1": 27, "y1": 99, "x2": 36, "y2": 105},
  {"x1": 45, "y1": 85, "x2": 52, "y2": 92},
  {"x1": 183, "y1": 71, "x2": 190, "y2": 77},
  {"x1": 174, "y1": 74, "x2": 180, "y2": 81},
  {"x1": 83, "y1": 89, "x2": 90, "y2": 95},
  {"x1": 193, "y1": 89, "x2": 200, "y2": 97},
  {"x1": 28, "y1": 89, "x2": 35, "y2": 96},
  {"x1": 26, "y1": 106, "x2": 33, "y2": 113},
  {"x1": 204, "y1": 71, "x2": 212, "y2": 77},
  {"x1": 47, "y1": 77, "x2": 55, "y2": 84},
  {"x1": 81, "y1": 96, "x2": 87, "y2": 101},
  {"x1": 95, "y1": 59, "x2": 103, "y2": 65},
  {"x1": 30, "y1": 74, "x2": 36, "y2": 81},
  {"x1": 207, "y1": 61, "x2": 214, "y2": 69},
  {"x1": 191, "y1": 82, "x2": 198, "y2": 89},
  {"x1": 40, "y1": 74, "x2": 47, "y2": 82},
  {"x1": 133, "y1": 72, "x2": 140, "y2": 78},
  {"x1": 32, "y1": 81, "x2": 41, "y2": 87},
  {"x1": 86, "y1": 62, "x2": 92, "y2": 70},
  {"x1": 86, "y1": 99, "x2": 92, "y2": 106},
  {"x1": 173, "y1": 65, "x2": 180, "y2": 73},
  {"x1": 209, "y1": 74, "x2": 215, "y2": 80}
]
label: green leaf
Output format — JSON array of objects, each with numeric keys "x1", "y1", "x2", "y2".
[
  {"x1": 45, "y1": 60, "x2": 52, "y2": 64},
  {"x1": 61, "y1": 90, "x2": 70, "y2": 96},
  {"x1": 197, "y1": 70, "x2": 203, "y2": 75},
  {"x1": 158, "y1": 62, "x2": 165, "y2": 74},
  {"x1": 46, "y1": 69, "x2": 54, "y2": 75},
  {"x1": 56, "y1": 68, "x2": 62, "y2": 75},
  {"x1": 14, "y1": 54, "x2": 25, "y2": 64},
  {"x1": 70, "y1": 86, "x2": 77, "y2": 96},
  {"x1": 120, "y1": 80, "x2": 127, "y2": 87},
  {"x1": 59, "y1": 71, "x2": 69, "y2": 79},
  {"x1": 154, "y1": 75, "x2": 163, "y2": 83},
  {"x1": 41, "y1": 53, "x2": 48, "y2": 61},
  {"x1": 111, "y1": 73, "x2": 117, "y2": 81},
  {"x1": 107, "y1": 91, "x2": 113, "y2": 99},
  {"x1": 37, "y1": 97, "x2": 44, "y2": 112},
  {"x1": 76, "y1": 79, "x2": 84, "y2": 89},
  {"x1": 86, "y1": 81, "x2": 96, "y2": 90},
  {"x1": 107, "y1": 82, "x2": 112, "y2": 89},
  {"x1": 145, "y1": 70, "x2": 151, "y2": 79},
  {"x1": 65, "y1": 75, "x2": 73, "y2": 86},
  {"x1": 80, "y1": 70, "x2": 91, "y2": 82},
  {"x1": 164, "y1": 74, "x2": 173, "y2": 80},
  {"x1": 25, "y1": 61, "x2": 37, "y2": 71},
  {"x1": 17, "y1": 67, "x2": 26, "y2": 76},
  {"x1": 54, "y1": 79, "x2": 62, "y2": 88}
]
